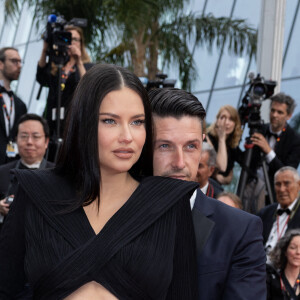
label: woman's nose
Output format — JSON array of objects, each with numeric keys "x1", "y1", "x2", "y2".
[{"x1": 118, "y1": 125, "x2": 133, "y2": 143}]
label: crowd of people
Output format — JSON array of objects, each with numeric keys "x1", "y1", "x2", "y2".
[{"x1": 0, "y1": 23, "x2": 299, "y2": 299}]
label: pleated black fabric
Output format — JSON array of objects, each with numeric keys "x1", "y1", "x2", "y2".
[{"x1": 0, "y1": 169, "x2": 198, "y2": 299}]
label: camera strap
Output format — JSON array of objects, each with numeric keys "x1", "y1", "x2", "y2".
[{"x1": 61, "y1": 65, "x2": 75, "y2": 90}]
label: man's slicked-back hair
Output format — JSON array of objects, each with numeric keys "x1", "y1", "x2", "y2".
[
  {"x1": 148, "y1": 88, "x2": 206, "y2": 126},
  {"x1": 56, "y1": 63, "x2": 153, "y2": 210}
]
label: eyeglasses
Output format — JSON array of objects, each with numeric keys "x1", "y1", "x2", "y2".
[
  {"x1": 71, "y1": 37, "x2": 81, "y2": 43},
  {"x1": 18, "y1": 134, "x2": 45, "y2": 142},
  {"x1": 7, "y1": 58, "x2": 23, "y2": 66}
]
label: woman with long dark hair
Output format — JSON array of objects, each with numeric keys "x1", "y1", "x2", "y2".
[
  {"x1": 267, "y1": 229, "x2": 300, "y2": 300},
  {"x1": 0, "y1": 64, "x2": 198, "y2": 299}
]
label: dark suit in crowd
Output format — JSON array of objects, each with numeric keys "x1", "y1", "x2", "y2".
[
  {"x1": 249, "y1": 123, "x2": 300, "y2": 200},
  {"x1": 258, "y1": 197, "x2": 300, "y2": 245},
  {"x1": 192, "y1": 189, "x2": 266, "y2": 300},
  {"x1": 0, "y1": 93, "x2": 27, "y2": 165},
  {"x1": 206, "y1": 177, "x2": 223, "y2": 198}
]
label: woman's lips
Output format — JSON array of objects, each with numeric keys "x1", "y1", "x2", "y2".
[{"x1": 113, "y1": 148, "x2": 134, "y2": 159}]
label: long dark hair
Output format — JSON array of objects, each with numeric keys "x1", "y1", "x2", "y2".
[
  {"x1": 269, "y1": 229, "x2": 300, "y2": 271},
  {"x1": 56, "y1": 63, "x2": 153, "y2": 209}
]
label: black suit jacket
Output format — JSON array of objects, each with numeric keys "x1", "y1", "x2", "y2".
[
  {"x1": 258, "y1": 198, "x2": 300, "y2": 245},
  {"x1": 0, "y1": 95, "x2": 27, "y2": 165},
  {"x1": 192, "y1": 190, "x2": 266, "y2": 300},
  {"x1": 249, "y1": 123, "x2": 300, "y2": 198}
]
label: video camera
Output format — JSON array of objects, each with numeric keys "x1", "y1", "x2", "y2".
[
  {"x1": 238, "y1": 73, "x2": 276, "y2": 133},
  {"x1": 139, "y1": 73, "x2": 176, "y2": 91},
  {"x1": 43, "y1": 14, "x2": 87, "y2": 65}
]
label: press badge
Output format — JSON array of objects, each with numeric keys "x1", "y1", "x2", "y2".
[{"x1": 6, "y1": 141, "x2": 17, "y2": 158}]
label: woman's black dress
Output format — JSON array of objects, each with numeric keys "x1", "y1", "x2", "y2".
[
  {"x1": 208, "y1": 133, "x2": 242, "y2": 178},
  {"x1": 0, "y1": 169, "x2": 198, "y2": 299},
  {"x1": 267, "y1": 264, "x2": 300, "y2": 300}
]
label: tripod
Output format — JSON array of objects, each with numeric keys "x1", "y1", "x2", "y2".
[
  {"x1": 37, "y1": 53, "x2": 69, "y2": 163},
  {"x1": 237, "y1": 135, "x2": 274, "y2": 213}
]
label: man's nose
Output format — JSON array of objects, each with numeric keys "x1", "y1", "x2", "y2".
[
  {"x1": 118, "y1": 125, "x2": 133, "y2": 144},
  {"x1": 271, "y1": 111, "x2": 278, "y2": 118},
  {"x1": 171, "y1": 149, "x2": 185, "y2": 169},
  {"x1": 276, "y1": 183, "x2": 286, "y2": 193},
  {"x1": 26, "y1": 135, "x2": 34, "y2": 143}
]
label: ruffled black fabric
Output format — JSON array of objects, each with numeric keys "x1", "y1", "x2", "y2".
[{"x1": 0, "y1": 169, "x2": 198, "y2": 299}]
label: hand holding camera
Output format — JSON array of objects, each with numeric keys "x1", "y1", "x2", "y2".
[{"x1": 0, "y1": 195, "x2": 14, "y2": 215}]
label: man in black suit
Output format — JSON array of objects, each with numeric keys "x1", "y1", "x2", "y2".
[
  {"x1": 149, "y1": 88, "x2": 266, "y2": 300},
  {"x1": 258, "y1": 166, "x2": 300, "y2": 257},
  {"x1": 249, "y1": 93, "x2": 300, "y2": 203},
  {"x1": 0, "y1": 114, "x2": 54, "y2": 231},
  {"x1": 0, "y1": 47, "x2": 27, "y2": 165}
]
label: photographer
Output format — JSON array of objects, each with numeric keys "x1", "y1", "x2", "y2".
[
  {"x1": 36, "y1": 25, "x2": 93, "y2": 140},
  {"x1": 248, "y1": 93, "x2": 300, "y2": 204}
]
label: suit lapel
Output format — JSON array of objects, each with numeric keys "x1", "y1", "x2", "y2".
[
  {"x1": 0, "y1": 106, "x2": 6, "y2": 137},
  {"x1": 192, "y1": 190, "x2": 215, "y2": 255}
]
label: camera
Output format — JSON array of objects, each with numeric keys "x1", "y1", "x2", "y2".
[
  {"x1": 139, "y1": 73, "x2": 176, "y2": 91},
  {"x1": 5, "y1": 195, "x2": 14, "y2": 205},
  {"x1": 238, "y1": 73, "x2": 277, "y2": 133},
  {"x1": 43, "y1": 14, "x2": 87, "y2": 65}
]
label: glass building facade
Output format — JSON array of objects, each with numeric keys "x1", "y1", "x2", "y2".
[
  {"x1": 1, "y1": 0, "x2": 299, "y2": 190},
  {"x1": 1, "y1": 0, "x2": 299, "y2": 124}
]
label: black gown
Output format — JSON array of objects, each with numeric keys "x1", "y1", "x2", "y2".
[{"x1": 0, "y1": 169, "x2": 198, "y2": 299}]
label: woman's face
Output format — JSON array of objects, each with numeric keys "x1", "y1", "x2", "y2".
[
  {"x1": 68, "y1": 29, "x2": 81, "y2": 55},
  {"x1": 286, "y1": 236, "x2": 300, "y2": 268},
  {"x1": 98, "y1": 87, "x2": 146, "y2": 176},
  {"x1": 217, "y1": 109, "x2": 235, "y2": 136}
]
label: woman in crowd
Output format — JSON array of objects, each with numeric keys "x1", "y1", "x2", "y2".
[
  {"x1": 0, "y1": 64, "x2": 198, "y2": 299},
  {"x1": 267, "y1": 229, "x2": 300, "y2": 300},
  {"x1": 36, "y1": 25, "x2": 93, "y2": 138},
  {"x1": 206, "y1": 105, "x2": 243, "y2": 185}
]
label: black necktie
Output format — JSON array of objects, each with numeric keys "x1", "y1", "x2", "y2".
[
  {"x1": 277, "y1": 208, "x2": 291, "y2": 216},
  {"x1": 0, "y1": 86, "x2": 14, "y2": 97}
]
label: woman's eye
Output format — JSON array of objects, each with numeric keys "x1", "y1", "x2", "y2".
[
  {"x1": 102, "y1": 119, "x2": 116, "y2": 124},
  {"x1": 159, "y1": 144, "x2": 169, "y2": 149},
  {"x1": 132, "y1": 119, "x2": 145, "y2": 126}
]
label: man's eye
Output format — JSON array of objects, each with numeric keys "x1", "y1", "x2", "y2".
[
  {"x1": 132, "y1": 119, "x2": 145, "y2": 126},
  {"x1": 187, "y1": 144, "x2": 196, "y2": 149},
  {"x1": 102, "y1": 119, "x2": 116, "y2": 124}
]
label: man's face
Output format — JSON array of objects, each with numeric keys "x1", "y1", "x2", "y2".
[
  {"x1": 17, "y1": 120, "x2": 49, "y2": 165},
  {"x1": 196, "y1": 151, "x2": 215, "y2": 188},
  {"x1": 275, "y1": 171, "x2": 300, "y2": 208},
  {"x1": 0, "y1": 49, "x2": 22, "y2": 82},
  {"x1": 153, "y1": 115, "x2": 204, "y2": 182},
  {"x1": 270, "y1": 101, "x2": 291, "y2": 132}
]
